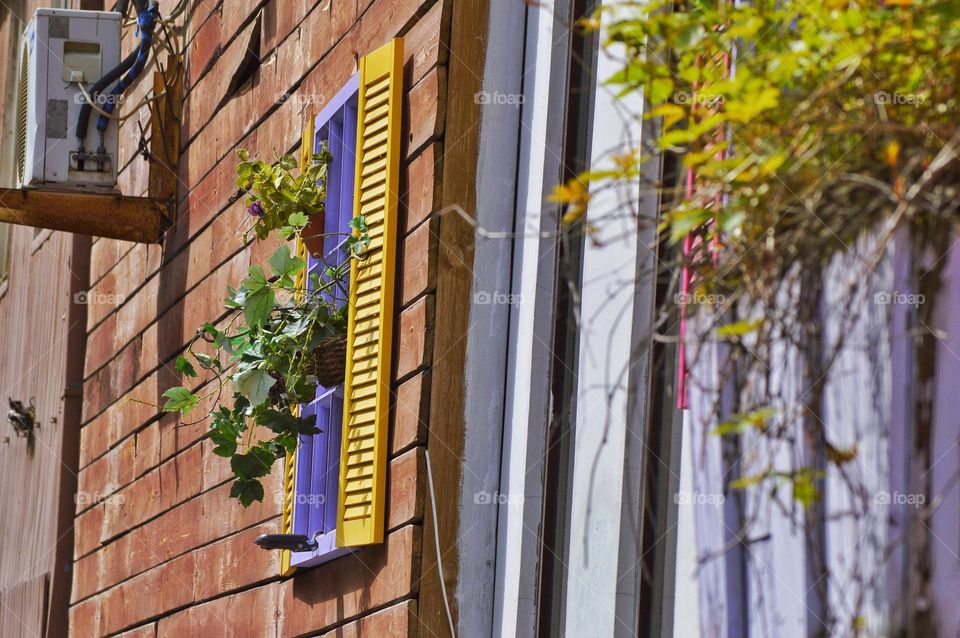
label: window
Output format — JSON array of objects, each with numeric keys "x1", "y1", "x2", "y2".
[
  {"x1": 488, "y1": 3, "x2": 673, "y2": 635},
  {"x1": 289, "y1": 74, "x2": 359, "y2": 568},
  {"x1": 279, "y1": 38, "x2": 403, "y2": 572}
]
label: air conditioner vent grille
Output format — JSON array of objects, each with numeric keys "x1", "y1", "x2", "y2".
[{"x1": 15, "y1": 41, "x2": 28, "y2": 186}]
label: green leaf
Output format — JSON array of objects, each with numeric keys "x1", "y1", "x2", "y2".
[
  {"x1": 194, "y1": 352, "x2": 219, "y2": 370},
  {"x1": 792, "y1": 471, "x2": 821, "y2": 509},
  {"x1": 259, "y1": 409, "x2": 320, "y2": 436},
  {"x1": 288, "y1": 211, "x2": 309, "y2": 228},
  {"x1": 716, "y1": 319, "x2": 763, "y2": 338},
  {"x1": 711, "y1": 408, "x2": 776, "y2": 436},
  {"x1": 209, "y1": 408, "x2": 241, "y2": 457},
  {"x1": 730, "y1": 473, "x2": 767, "y2": 490},
  {"x1": 214, "y1": 331, "x2": 234, "y2": 354},
  {"x1": 243, "y1": 265, "x2": 269, "y2": 292},
  {"x1": 268, "y1": 245, "x2": 305, "y2": 280},
  {"x1": 230, "y1": 478, "x2": 265, "y2": 507},
  {"x1": 244, "y1": 286, "x2": 275, "y2": 328},
  {"x1": 175, "y1": 355, "x2": 198, "y2": 378},
  {"x1": 233, "y1": 368, "x2": 275, "y2": 407},
  {"x1": 648, "y1": 77, "x2": 674, "y2": 104},
  {"x1": 161, "y1": 387, "x2": 200, "y2": 416},
  {"x1": 225, "y1": 285, "x2": 246, "y2": 309},
  {"x1": 231, "y1": 445, "x2": 276, "y2": 479},
  {"x1": 349, "y1": 215, "x2": 368, "y2": 233}
]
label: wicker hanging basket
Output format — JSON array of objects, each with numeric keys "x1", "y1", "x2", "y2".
[{"x1": 307, "y1": 333, "x2": 348, "y2": 387}]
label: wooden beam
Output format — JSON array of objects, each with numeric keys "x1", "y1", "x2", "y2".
[
  {"x1": 417, "y1": 0, "x2": 488, "y2": 636},
  {"x1": 149, "y1": 54, "x2": 184, "y2": 202},
  {"x1": 0, "y1": 187, "x2": 166, "y2": 243}
]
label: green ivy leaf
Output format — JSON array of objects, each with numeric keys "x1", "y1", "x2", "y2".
[
  {"x1": 233, "y1": 368, "x2": 275, "y2": 407},
  {"x1": 243, "y1": 286, "x2": 275, "y2": 328},
  {"x1": 209, "y1": 408, "x2": 241, "y2": 457},
  {"x1": 161, "y1": 387, "x2": 200, "y2": 416},
  {"x1": 175, "y1": 355, "x2": 198, "y2": 378},
  {"x1": 349, "y1": 215, "x2": 367, "y2": 233},
  {"x1": 225, "y1": 285, "x2": 246, "y2": 309},
  {"x1": 259, "y1": 409, "x2": 319, "y2": 435},
  {"x1": 243, "y1": 265, "x2": 269, "y2": 292},
  {"x1": 194, "y1": 352, "x2": 219, "y2": 370},
  {"x1": 268, "y1": 245, "x2": 305, "y2": 280},
  {"x1": 230, "y1": 478, "x2": 265, "y2": 507},
  {"x1": 231, "y1": 445, "x2": 276, "y2": 479},
  {"x1": 288, "y1": 211, "x2": 309, "y2": 228}
]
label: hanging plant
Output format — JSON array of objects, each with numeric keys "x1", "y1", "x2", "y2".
[{"x1": 161, "y1": 148, "x2": 369, "y2": 507}]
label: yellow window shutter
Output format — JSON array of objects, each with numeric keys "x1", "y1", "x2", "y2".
[
  {"x1": 280, "y1": 121, "x2": 316, "y2": 576},
  {"x1": 337, "y1": 38, "x2": 403, "y2": 547}
]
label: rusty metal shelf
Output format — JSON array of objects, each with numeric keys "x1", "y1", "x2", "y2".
[{"x1": 0, "y1": 187, "x2": 169, "y2": 243}]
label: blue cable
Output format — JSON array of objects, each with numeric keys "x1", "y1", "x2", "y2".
[{"x1": 96, "y1": 3, "x2": 159, "y2": 132}]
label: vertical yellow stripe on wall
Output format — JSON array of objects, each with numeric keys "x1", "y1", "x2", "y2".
[
  {"x1": 337, "y1": 38, "x2": 403, "y2": 547},
  {"x1": 280, "y1": 120, "x2": 316, "y2": 576}
]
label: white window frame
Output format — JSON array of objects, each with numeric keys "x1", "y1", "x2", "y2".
[{"x1": 460, "y1": 0, "x2": 673, "y2": 635}]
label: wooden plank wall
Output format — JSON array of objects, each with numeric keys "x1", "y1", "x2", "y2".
[
  {"x1": 0, "y1": 574, "x2": 49, "y2": 638},
  {"x1": 0, "y1": 3, "x2": 90, "y2": 635},
  {"x1": 69, "y1": 0, "x2": 455, "y2": 635}
]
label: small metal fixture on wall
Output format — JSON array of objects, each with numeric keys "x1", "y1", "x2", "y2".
[{"x1": 7, "y1": 397, "x2": 37, "y2": 438}]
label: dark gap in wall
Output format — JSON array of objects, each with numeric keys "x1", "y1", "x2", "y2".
[{"x1": 222, "y1": 14, "x2": 263, "y2": 106}]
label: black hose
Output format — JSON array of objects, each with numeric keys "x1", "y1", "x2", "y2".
[
  {"x1": 75, "y1": 47, "x2": 138, "y2": 141},
  {"x1": 75, "y1": 0, "x2": 157, "y2": 142}
]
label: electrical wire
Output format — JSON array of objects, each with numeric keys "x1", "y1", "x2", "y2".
[
  {"x1": 166, "y1": 0, "x2": 191, "y2": 22},
  {"x1": 77, "y1": 81, "x2": 168, "y2": 122},
  {"x1": 424, "y1": 449, "x2": 458, "y2": 638}
]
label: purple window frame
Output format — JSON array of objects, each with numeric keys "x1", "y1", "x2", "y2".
[{"x1": 290, "y1": 74, "x2": 359, "y2": 568}]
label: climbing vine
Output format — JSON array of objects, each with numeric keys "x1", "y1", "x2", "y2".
[{"x1": 550, "y1": 0, "x2": 960, "y2": 633}]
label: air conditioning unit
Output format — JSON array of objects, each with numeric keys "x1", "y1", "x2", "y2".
[{"x1": 15, "y1": 8, "x2": 121, "y2": 191}]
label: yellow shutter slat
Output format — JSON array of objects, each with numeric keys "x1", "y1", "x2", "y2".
[
  {"x1": 361, "y1": 157, "x2": 388, "y2": 178},
  {"x1": 337, "y1": 38, "x2": 403, "y2": 548},
  {"x1": 359, "y1": 198, "x2": 386, "y2": 217}
]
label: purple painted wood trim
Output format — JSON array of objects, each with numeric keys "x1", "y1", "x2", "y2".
[
  {"x1": 314, "y1": 73, "x2": 360, "y2": 134},
  {"x1": 308, "y1": 393, "x2": 330, "y2": 534},
  {"x1": 292, "y1": 403, "x2": 315, "y2": 537},
  {"x1": 291, "y1": 75, "x2": 359, "y2": 568}
]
